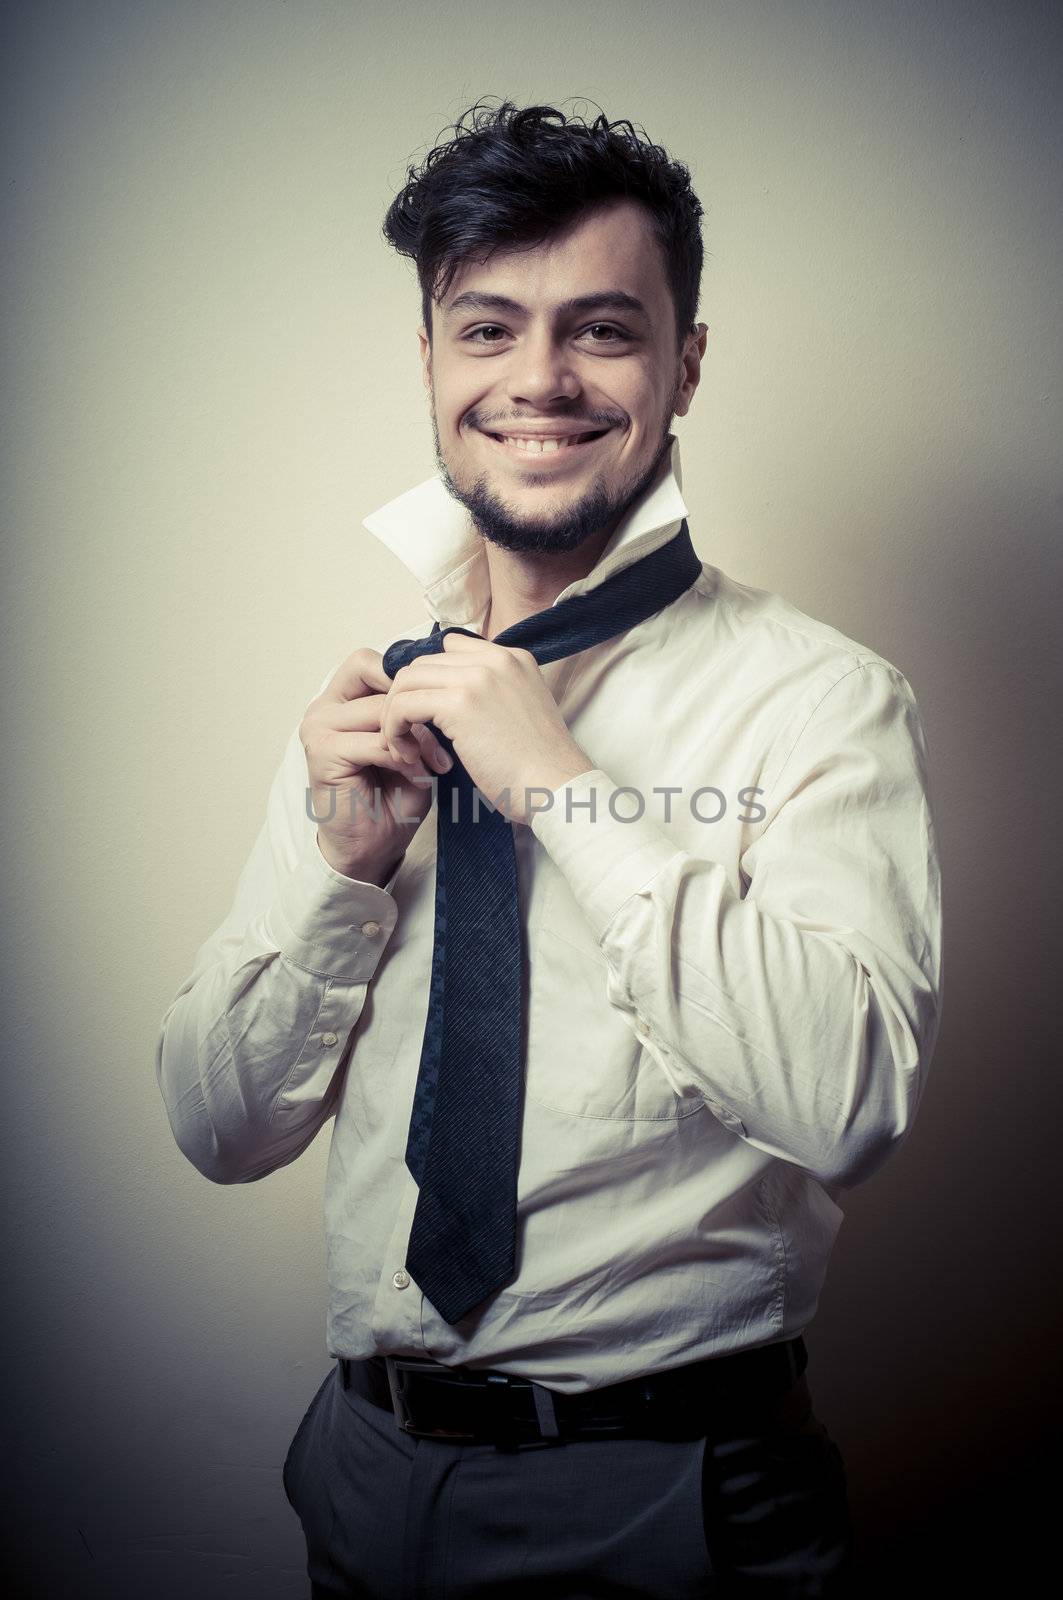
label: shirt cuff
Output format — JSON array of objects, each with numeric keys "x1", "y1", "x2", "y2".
[
  {"x1": 529, "y1": 768, "x2": 683, "y2": 942},
  {"x1": 266, "y1": 835, "x2": 400, "y2": 982}
]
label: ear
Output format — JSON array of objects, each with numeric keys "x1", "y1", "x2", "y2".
[
  {"x1": 673, "y1": 322, "x2": 708, "y2": 418},
  {"x1": 418, "y1": 327, "x2": 431, "y2": 390}
]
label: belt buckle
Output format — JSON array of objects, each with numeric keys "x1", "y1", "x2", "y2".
[
  {"x1": 384, "y1": 1357, "x2": 561, "y2": 1443},
  {"x1": 384, "y1": 1356, "x2": 480, "y2": 1441}
]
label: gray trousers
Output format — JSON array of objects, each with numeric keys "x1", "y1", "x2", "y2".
[{"x1": 282, "y1": 1360, "x2": 856, "y2": 1598}]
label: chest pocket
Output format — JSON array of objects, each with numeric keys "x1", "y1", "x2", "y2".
[{"x1": 524, "y1": 858, "x2": 702, "y2": 1123}]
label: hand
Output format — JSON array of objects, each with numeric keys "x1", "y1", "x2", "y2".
[
  {"x1": 299, "y1": 647, "x2": 454, "y2": 879},
  {"x1": 380, "y1": 632, "x2": 594, "y2": 825}
]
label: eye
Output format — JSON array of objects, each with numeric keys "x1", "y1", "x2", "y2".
[
  {"x1": 582, "y1": 323, "x2": 627, "y2": 342},
  {"x1": 465, "y1": 325, "x2": 509, "y2": 343},
  {"x1": 460, "y1": 322, "x2": 633, "y2": 350}
]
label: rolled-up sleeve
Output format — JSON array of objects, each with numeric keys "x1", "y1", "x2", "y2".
[
  {"x1": 155, "y1": 678, "x2": 400, "y2": 1186},
  {"x1": 531, "y1": 662, "x2": 943, "y2": 1187}
]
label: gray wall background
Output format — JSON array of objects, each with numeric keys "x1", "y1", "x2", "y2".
[{"x1": 3, "y1": 0, "x2": 1060, "y2": 1593}]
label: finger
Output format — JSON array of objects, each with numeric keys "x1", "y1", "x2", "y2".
[
  {"x1": 387, "y1": 659, "x2": 485, "y2": 692},
  {"x1": 382, "y1": 690, "x2": 454, "y2": 764},
  {"x1": 300, "y1": 694, "x2": 386, "y2": 763},
  {"x1": 410, "y1": 722, "x2": 453, "y2": 771},
  {"x1": 441, "y1": 634, "x2": 534, "y2": 672},
  {"x1": 319, "y1": 647, "x2": 392, "y2": 705},
  {"x1": 440, "y1": 630, "x2": 493, "y2": 652},
  {"x1": 307, "y1": 729, "x2": 433, "y2": 778},
  {"x1": 325, "y1": 693, "x2": 388, "y2": 733}
]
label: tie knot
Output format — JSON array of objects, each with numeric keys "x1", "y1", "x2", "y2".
[
  {"x1": 382, "y1": 625, "x2": 482, "y2": 681},
  {"x1": 381, "y1": 637, "x2": 424, "y2": 679}
]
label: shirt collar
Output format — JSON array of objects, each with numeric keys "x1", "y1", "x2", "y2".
[{"x1": 361, "y1": 433, "x2": 691, "y2": 630}]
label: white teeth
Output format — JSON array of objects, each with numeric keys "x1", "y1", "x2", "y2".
[{"x1": 497, "y1": 433, "x2": 597, "y2": 452}]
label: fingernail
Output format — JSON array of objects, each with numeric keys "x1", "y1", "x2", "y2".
[{"x1": 435, "y1": 750, "x2": 453, "y2": 771}]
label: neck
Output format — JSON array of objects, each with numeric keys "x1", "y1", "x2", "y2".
[{"x1": 481, "y1": 526, "x2": 615, "y2": 639}]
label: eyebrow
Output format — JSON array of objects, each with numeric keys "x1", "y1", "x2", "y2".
[{"x1": 443, "y1": 290, "x2": 651, "y2": 322}]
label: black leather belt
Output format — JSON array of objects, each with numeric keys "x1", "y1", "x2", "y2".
[{"x1": 337, "y1": 1335, "x2": 807, "y2": 1444}]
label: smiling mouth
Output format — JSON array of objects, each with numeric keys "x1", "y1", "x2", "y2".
[{"x1": 483, "y1": 428, "x2": 611, "y2": 456}]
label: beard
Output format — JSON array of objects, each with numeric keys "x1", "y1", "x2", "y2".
[{"x1": 429, "y1": 386, "x2": 679, "y2": 556}]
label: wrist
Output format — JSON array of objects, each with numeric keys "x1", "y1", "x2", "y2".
[
  {"x1": 512, "y1": 754, "x2": 595, "y2": 826},
  {"x1": 316, "y1": 833, "x2": 402, "y2": 887},
  {"x1": 530, "y1": 754, "x2": 596, "y2": 798}
]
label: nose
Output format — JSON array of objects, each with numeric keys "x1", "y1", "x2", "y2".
[{"x1": 505, "y1": 325, "x2": 582, "y2": 408}]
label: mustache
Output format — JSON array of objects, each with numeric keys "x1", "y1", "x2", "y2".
[{"x1": 463, "y1": 408, "x2": 627, "y2": 432}]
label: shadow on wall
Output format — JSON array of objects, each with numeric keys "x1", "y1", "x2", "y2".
[{"x1": 806, "y1": 480, "x2": 1063, "y2": 1594}]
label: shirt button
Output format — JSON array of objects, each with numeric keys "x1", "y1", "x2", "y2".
[
  {"x1": 392, "y1": 1269, "x2": 411, "y2": 1290},
  {"x1": 320, "y1": 1031, "x2": 339, "y2": 1048},
  {"x1": 361, "y1": 920, "x2": 382, "y2": 937}
]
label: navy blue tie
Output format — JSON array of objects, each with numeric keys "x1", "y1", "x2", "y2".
[{"x1": 381, "y1": 520, "x2": 701, "y2": 1325}]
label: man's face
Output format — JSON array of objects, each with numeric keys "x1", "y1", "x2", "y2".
[{"x1": 418, "y1": 199, "x2": 704, "y2": 554}]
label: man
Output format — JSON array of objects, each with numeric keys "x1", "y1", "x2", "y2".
[{"x1": 157, "y1": 101, "x2": 942, "y2": 1596}]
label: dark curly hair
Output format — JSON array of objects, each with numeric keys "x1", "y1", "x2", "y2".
[{"x1": 382, "y1": 99, "x2": 704, "y2": 352}]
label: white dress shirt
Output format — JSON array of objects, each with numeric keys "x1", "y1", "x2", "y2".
[{"x1": 156, "y1": 435, "x2": 943, "y2": 1394}]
